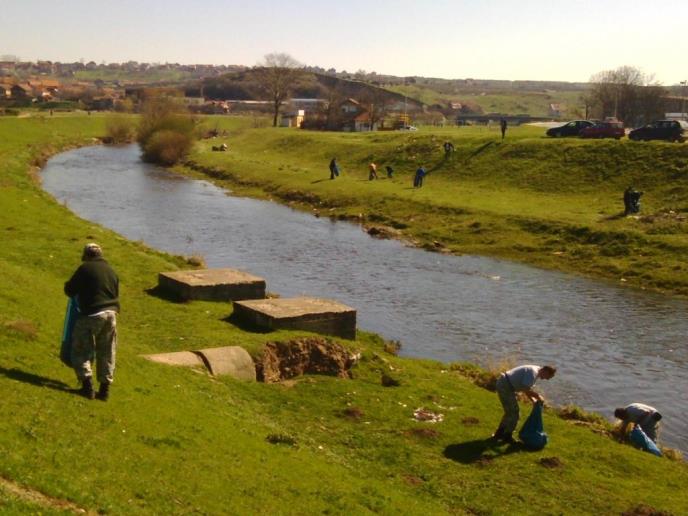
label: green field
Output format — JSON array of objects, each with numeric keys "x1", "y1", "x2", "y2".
[
  {"x1": 0, "y1": 115, "x2": 686, "y2": 515},
  {"x1": 388, "y1": 84, "x2": 586, "y2": 117},
  {"x1": 185, "y1": 121, "x2": 688, "y2": 298}
]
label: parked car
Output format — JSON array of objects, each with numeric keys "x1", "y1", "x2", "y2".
[
  {"x1": 579, "y1": 120, "x2": 625, "y2": 139},
  {"x1": 398, "y1": 125, "x2": 418, "y2": 131},
  {"x1": 546, "y1": 120, "x2": 595, "y2": 137},
  {"x1": 628, "y1": 120, "x2": 688, "y2": 142}
]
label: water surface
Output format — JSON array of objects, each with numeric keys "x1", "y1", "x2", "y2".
[{"x1": 42, "y1": 144, "x2": 687, "y2": 452}]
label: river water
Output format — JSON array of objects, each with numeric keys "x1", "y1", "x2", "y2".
[{"x1": 42, "y1": 144, "x2": 687, "y2": 452}]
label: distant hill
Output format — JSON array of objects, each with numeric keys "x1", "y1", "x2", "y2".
[{"x1": 197, "y1": 71, "x2": 425, "y2": 111}]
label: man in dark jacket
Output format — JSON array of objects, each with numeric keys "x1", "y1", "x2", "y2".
[{"x1": 64, "y1": 243, "x2": 119, "y2": 400}]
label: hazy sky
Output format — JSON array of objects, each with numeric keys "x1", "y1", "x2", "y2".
[{"x1": 1, "y1": 0, "x2": 686, "y2": 84}]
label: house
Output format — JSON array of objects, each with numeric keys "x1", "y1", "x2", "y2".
[
  {"x1": 340, "y1": 98, "x2": 361, "y2": 115},
  {"x1": 0, "y1": 83, "x2": 12, "y2": 98},
  {"x1": 280, "y1": 109, "x2": 305, "y2": 128},
  {"x1": 10, "y1": 83, "x2": 32, "y2": 99}
]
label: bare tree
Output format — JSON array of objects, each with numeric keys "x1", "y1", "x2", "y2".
[
  {"x1": 588, "y1": 66, "x2": 666, "y2": 126},
  {"x1": 359, "y1": 87, "x2": 391, "y2": 130},
  {"x1": 254, "y1": 53, "x2": 303, "y2": 127}
]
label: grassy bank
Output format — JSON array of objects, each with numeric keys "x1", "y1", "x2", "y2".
[
  {"x1": 1, "y1": 115, "x2": 687, "y2": 515},
  {"x1": 185, "y1": 121, "x2": 688, "y2": 298}
]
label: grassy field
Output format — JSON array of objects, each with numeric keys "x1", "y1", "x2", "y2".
[
  {"x1": 387, "y1": 85, "x2": 585, "y2": 117},
  {"x1": 0, "y1": 115, "x2": 686, "y2": 515},
  {"x1": 186, "y1": 121, "x2": 688, "y2": 298}
]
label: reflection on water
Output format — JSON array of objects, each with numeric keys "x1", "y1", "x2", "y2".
[{"x1": 42, "y1": 144, "x2": 687, "y2": 452}]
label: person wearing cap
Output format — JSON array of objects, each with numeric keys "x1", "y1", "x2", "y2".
[
  {"x1": 492, "y1": 364, "x2": 557, "y2": 443},
  {"x1": 614, "y1": 403, "x2": 662, "y2": 443},
  {"x1": 64, "y1": 243, "x2": 120, "y2": 401}
]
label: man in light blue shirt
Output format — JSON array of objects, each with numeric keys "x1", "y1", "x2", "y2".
[
  {"x1": 493, "y1": 364, "x2": 557, "y2": 444},
  {"x1": 615, "y1": 403, "x2": 662, "y2": 443}
]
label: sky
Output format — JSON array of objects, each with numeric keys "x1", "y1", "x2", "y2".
[{"x1": 1, "y1": 0, "x2": 686, "y2": 85}]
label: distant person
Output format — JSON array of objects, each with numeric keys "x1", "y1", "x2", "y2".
[
  {"x1": 492, "y1": 364, "x2": 557, "y2": 444},
  {"x1": 500, "y1": 118, "x2": 508, "y2": 140},
  {"x1": 443, "y1": 141, "x2": 455, "y2": 157},
  {"x1": 385, "y1": 165, "x2": 394, "y2": 178},
  {"x1": 413, "y1": 166, "x2": 427, "y2": 188},
  {"x1": 329, "y1": 157, "x2": 340, "y2": 180},
  {"x1": 623, "y1": 186, "x2": 643, "y2": 215},
  {"x1": 614, "y1": 403, "x2": 662, "y2": 443},
  {"x1": 368, "y1": 162, "x2": 378, "y2": 180},
  {"x1": 64, "y1": 243, "x2": 120, "y2": 401}
]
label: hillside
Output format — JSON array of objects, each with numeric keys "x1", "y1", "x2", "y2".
[
  {"x1": 0, "y1": 115, "x2": 686, "y2": 515},
  {"x1": 186, "y1": 122, "x2": 688, "y2": 297}
]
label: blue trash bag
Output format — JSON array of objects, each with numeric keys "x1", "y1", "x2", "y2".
[
  {"x1": 60, "y1": 297, "x2": 78, "y2": 367},
  {"x1": 519, "y1": 400, "x2": 548, "y2": 450},
  {"x1": 629, "y1": 425, "x2": 662, "y2": 457}
]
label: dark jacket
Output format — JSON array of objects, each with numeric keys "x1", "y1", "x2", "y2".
[{"x1": 64, "y1": 258, "x2": 120, "y2": 315}]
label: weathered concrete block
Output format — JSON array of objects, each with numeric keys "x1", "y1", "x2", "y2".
[
  {"x1": 196, "y1": 346, "x2": 256, "y2": 381},
  {"x1": 142, "y1": 351, "x2": 204, "y2": 368},
  {"x1": 158, "y1": 268, "x2": 266, "y2": 301},
  {"x1": 233, "y1": 297, "x2": 357, "y2": 340}
]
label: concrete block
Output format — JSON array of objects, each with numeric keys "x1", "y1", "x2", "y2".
[
  {"x1": 142, "y1": 351, "x2": 204, "y2": 368},
  {"x1": 195, "y1": 346, "x2": 256, "y2": 381},
  {"x1": 233, "y1": 297, "x2": 357, "y2": 340},
  {"x1": 158, "y1": 268, "x2": 266, "y2": 301}
]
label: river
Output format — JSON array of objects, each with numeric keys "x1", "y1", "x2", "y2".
[{"x1": 41, "y1": 144, "x2": 687, "y2": 452}]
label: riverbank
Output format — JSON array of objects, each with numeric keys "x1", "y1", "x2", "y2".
[
  {"x1": 183, "y1": 121, "x2": 688, "y2": 298},
  {"x1": 1, "y1": 115, "x2": 686, "y2": 515}
]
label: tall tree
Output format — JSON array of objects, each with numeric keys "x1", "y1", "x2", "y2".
[
  {"x1": 255, "y1": 53, "x2": 303, "y2": 127},
  {"x1": 588, "y1": 66, "x2": 666, "y2": 126}
]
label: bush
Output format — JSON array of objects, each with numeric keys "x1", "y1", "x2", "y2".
[
  {"x1": 142, "y1": 130, "x2": 194, "y2": 166},
  {"x1": 137, "y1": 97, "x2": 195, "y2": 166},
  {"x1": 105, "y1": 117, "x2": 135, "y2": 144}
]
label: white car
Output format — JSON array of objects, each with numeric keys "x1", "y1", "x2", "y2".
[{"x1": 398, "y1": 125, "x2": 418, "y2": 131}]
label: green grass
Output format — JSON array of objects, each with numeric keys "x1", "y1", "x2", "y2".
[
  {"x1": 388, "y1": 84, "x2": 585, "y2": 117},
  {"x1": 0, "y1": 115, "x2": 686, "y2": 515},
  {"x1": 186, "y1": 121, "x2": 688, "y2": 297}
]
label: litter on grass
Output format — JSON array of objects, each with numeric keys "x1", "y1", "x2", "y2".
[{"x1": 413, "y1": 408, "x2": 444, "y2": 423}]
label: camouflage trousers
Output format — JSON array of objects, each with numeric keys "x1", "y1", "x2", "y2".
[{"x1": 71, "y1": 311, "x2": 117, "y2": 384}]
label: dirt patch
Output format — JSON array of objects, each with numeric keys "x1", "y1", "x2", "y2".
[
  {"x1": 461, "y1": 416, "x2": 480, "y2": 426},
  {"x1": 538, "y1": 456, "x2": 563, "y2": 469},
  {"x1": 402, "y1": 474, "x2": 424, "y2": 486},
  {"x1": 405, "y1": 428, "x2": 441, "y2": 439},
  {"x1": 381, "y1": 373, "x2": 401, "y2": 387},
  {"x1": 341, "y1": 406, "x2": 364, "y2": 421},
  {"x1": 621, "y1": 505, "x2": 673, "y2": 516},
  {"x1": 475, "y1": 456, "x2": 494, "y2": 468},
  {"x1": 254, "y1": 337, "x2": 357, "y2": 383},
  {"x1": 0, "y1": 475, "x2": 91, "y2": 514},
  {"x1": 2, "y1": 319, "x2": 38, "y2": 340}
]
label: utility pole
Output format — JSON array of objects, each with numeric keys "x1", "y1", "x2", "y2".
[{"x1": 681, "y1": 80, "x2": 687, "y2": 120}]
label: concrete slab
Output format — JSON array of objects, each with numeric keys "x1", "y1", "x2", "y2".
[
  {"x1": 158, "y1": 268, "x2": 266, "y2": 301},
  {"x1": 196, "y1": 346, "x2": 256, "y2": 381},
  {"x1": 142, "y1": 351, "x2": 204, "y2": 368},
  {"x1": 233, "y1": 297, "x2": 357, "y2": 340}
]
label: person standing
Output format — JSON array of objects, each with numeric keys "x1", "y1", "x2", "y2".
[
  {"x1": 368, "y1": 162, "x2": 378, "y2": 180},
  {"x1": 413, "y1": 166, "x2": 427, "y2": 188},
  {"x1": 614, "y1": 403, "x2": 662, "y2": 443},
  {"x1": 492, "y1": 364, "x2": 557, "y2": 443},
  {"x1": 64, "y1": 243, "x2": 120, "y2": 401},
  {"x1": 443, "y1": 141, "x2": 455, "y2": 157},
  {"x1": 500, "y1": 118, "x2": 508, "y2": 140},
  {"x1": 329, "y1": 157, "x2": 340, "y2": 180},
  {"x1": 385, "y1": 165, "x2": 394, "y2": 178}
]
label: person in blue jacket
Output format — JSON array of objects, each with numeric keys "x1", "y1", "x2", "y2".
[{"x1": 413, "y1": 166, "x2": 427, "y2": 188}]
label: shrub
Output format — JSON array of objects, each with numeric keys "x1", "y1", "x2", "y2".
[
  {"x1": 137, "y1": 97, "x2": 195, "y2": 166},
  {"x1": 105, "y1": 117, "x2": 135, "y2": 144},
  {"x1": 142, "y1": 130, "x2": 194, "y2": 166}
]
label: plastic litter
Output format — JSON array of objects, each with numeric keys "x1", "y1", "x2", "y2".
[{"x1": 519, "y1": 400, "x2": 548, "y2": 450}]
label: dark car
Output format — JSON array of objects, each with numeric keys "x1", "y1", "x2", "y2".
[
  {"x1": 628, "y1": 120, "x2": 687, "y2": 142},
  {"x1": 546, "y1": 120, "x2": 595, "y2": 137},
  {"x1": 579, "y1": 120, "x2": 625, "y2": 139}
]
